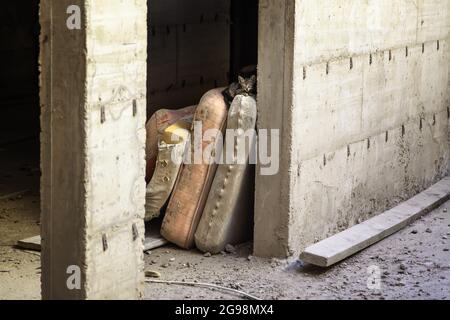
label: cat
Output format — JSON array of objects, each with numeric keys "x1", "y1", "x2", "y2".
[
  {"x1": 236, "y1": 74, "x2": 257, "y2": 96},
  {"x1": 222, "y1": 65, "x2": 257, "y2": 106}
]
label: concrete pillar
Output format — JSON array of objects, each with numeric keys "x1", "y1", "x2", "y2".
[
  {"x1": 255, "y1": 0, "x2": 450, "y2": 258},
  {"x1": 40, "y1": 0, "x2": 147, "y2": 299},
  {"x1": 448, "y1": 0, "x2": 450, "y2": 108},
  {"x1": 254, "y1": 0, "x2": 295, "y2": 257}
]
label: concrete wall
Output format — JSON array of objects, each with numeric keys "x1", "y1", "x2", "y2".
[
  {"x1": 147, "y1": 0, "x2": 230, "y2": 114},
  {"x1": 40, "y1": 0, "x2": 147, "y2": 299},
  {"x1": 256, "y1": 0, "x2": 450, "y2": 257}
]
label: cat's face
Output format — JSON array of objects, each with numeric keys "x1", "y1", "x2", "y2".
[{"x1": 238, "y1": 75, "x2": 256, "y2": 93}]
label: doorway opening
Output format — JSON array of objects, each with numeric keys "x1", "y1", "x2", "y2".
[{"x1": 145, "y1": 0, "x2": 259, "y2": 251}]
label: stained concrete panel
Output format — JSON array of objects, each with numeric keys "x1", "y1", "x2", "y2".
[
  {"x1": 294, "y1": 0, "x2": 449, "y2": 65},
  {"x1": 85, "y1": 0, "x2": 147, "y2": 299},
  {"x1": 289, "y1": 1, "x2": 450, "y2": 254},
  {"x1": 41, "y1": 0, "x2": 147, "y2": 299},
  {"x1": 255, "y1": 0, "x2": 450, "y2": 257},
  {"x1": 293, "y1": 42, "x2": 448, "y2": 161}
]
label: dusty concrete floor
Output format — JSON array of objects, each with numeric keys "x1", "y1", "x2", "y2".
[
  {"x1": 143, "y1": 202, "x2": 450, "y2": 300},
  {"x1": 0, "y1": 140, "x2": 449, "y2": 300},
  {"x1": 0, "y1": 139, "x2": 40, "y2": 300}
]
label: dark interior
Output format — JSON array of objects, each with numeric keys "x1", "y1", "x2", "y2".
[
  {"x1": 0, "y1": 2, "x2": 40, "y2": 144},
  {"x1": 230, "y1": 0, "x2": 259, "y2": 82},
  {"x1": 0, "y1": 1, "x2": 40, "y2": 198},
  {"x1": 146, "y1": 0, "x2": 258, "y2": 117}
]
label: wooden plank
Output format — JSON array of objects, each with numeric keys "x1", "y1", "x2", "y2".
[
  {"x1": 300, "y1": 177, "x2": 450, "y2": 267},
  {"x1": 17, "y1": 231, "x2": 167, "y2": 253},
  {"x1": 144, "y1": 236, "x2": 168, "y2": 252},
  {"x1": 144, "y1": 223, "x2": 168, "y2": 251},
  {"x1": 17, "y1": 235, "x2": 41, "y2": 251},
  {"x1": 0, "y1": 190, "x2": 29, "y2": 201}
]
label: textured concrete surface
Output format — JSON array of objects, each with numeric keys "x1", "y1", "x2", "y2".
[
  {"x1": 40, "y1": 0, "x2": 147, "y2": 299},
  {"x1": 255, "y1": 0, "x2": 450, "y2": 258},
  {"x1": 143, "y1": 198, "x2": 450, "y2": 300}
]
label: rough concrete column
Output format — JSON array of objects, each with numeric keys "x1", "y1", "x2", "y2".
[
  {"x1": 254, "y1": 0, "x2": 295, "y2": 257},
  {"x1": 40, "y1": 0, "x2": 147, "y2": 299}
]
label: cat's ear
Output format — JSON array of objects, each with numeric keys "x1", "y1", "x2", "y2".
[
  {"x1": 250, "y1": 75, "x2": 257, "y2": 83},
  {"x1": 238, "y1": 76, "x2": 245, "y2": 85}
]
